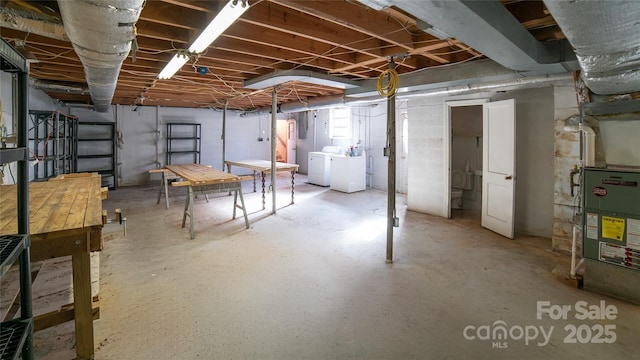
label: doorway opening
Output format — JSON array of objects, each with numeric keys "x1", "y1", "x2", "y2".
[
  {"x1": 276, "y1": 119, "x2": 297, "y2": 164},
  {"x1": 445, "y1": 99, "x2": 488, "y2": 221},
  {"x1": 446, "y1": 98, "x2": 516, "y2": 239},
  {"x1": 450, "y1": 105, "x2": 483, "y2": 221}
]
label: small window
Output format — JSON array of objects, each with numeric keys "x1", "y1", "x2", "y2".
[{"x1": 330, "y1": 107, "x2": 351, "y2": 139}]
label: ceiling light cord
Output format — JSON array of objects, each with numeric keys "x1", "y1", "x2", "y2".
[{"x1": 377, "y1": 68, "x2": 399, "y2": 97}]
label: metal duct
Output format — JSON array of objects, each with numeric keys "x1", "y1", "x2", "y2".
[
  {"x1": 244, "y1": 69, "x2": 361, "y2": 90},
  {"x1": 0, "y1": 7, "x2": 68, "y2": 41},
  {"x1": 543, "y1": 1, "x2": 640, "y2": 95},
  {"x1": 359, "y1": 0, "x2": 578, "y2": 74},
  {"x1": 263, "y1": 73, "x2": 573, "y2": 114},
  {"x1": 31, "y1": 79, "x2": 90, "y2": 95},
  {"x1": 57, "y1": 0, "x2": 144, "y2": 112}
]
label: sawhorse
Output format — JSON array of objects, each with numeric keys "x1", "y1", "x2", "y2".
[{"x1": 172, "y1": 178, "x2": 251, "y2": 239}]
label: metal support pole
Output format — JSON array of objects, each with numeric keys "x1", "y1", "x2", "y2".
[
  {"x1": 222, "y1": 100, "x2": 227, "y2": 170},
  {"x1": 271, "y1": 88, "x2": 277, "y2": 214},
  {"x1": 386, "y1": 59, "x2": 397, "y2": 264},
  {"x1": 17, "y1": 70, "x2": 34, "y2": 360}
]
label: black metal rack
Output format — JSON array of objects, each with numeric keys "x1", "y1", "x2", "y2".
[
  {"x1": 28, "y1": 110, "x2": 77, "y2": 181},
  {"x1": 0, "y1": 38, "x2": 34, "y2": 360},
  {"x1": 76, "y1": 121, "x2": 117, "y2": 189},
  {"x1": 166, "y1": 123, "x2": 201, "y2": 165}
]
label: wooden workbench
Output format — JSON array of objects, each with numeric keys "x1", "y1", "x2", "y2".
[
  {"x1": 224, "y1": 160, "x2": 299, "y2": 210},
  {"x1": 165, "y1": 164, "x2": 250, "y2": 239},
  {"x1": 0, "y1": 173, "x2": 103, "y2": 360}
]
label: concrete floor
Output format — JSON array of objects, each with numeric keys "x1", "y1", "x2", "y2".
[{"x1": 33, "y1": 174, "x2": 639, "y2": 359}]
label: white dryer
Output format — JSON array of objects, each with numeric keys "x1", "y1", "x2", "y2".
[{"x1": 308, "y1": 146, "x2": 342, "y2": 186}]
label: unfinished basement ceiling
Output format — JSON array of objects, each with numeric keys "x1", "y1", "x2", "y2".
[{"x1": 1, "y1": 0, "x2": 570, "y2": 111}]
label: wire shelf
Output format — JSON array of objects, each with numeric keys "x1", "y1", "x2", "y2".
[
  {"x1": 0, "y1": 319, "x2": 32, "y2": 360},
  {"x1": 0, "y1": 235, "x2": 28, "y2": 279}
]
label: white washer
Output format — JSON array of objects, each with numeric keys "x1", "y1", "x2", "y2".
[{"x1": 308, "y1": 146, "x2": 342, "y2": 186}]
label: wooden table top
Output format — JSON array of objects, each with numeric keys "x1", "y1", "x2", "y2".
[
  {"x1": 224, "y1": 159, "x2": 299, "y2": 172},
  {"x1": 166, "y1": 164, "x2": 241, "y2": 186},
  {"x1": 0, "y1": 174, "x2": 103, "y2": 240}
]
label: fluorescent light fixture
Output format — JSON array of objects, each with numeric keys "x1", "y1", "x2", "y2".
[
  {"x1": 188, "y1": 0, "x2": 249, "y2": 53},
  {"x1": 157, "y1": 0, "x2": 249, "y2": 79},
  {"x1": 158, "y1": 53, "x2": 189, "y2": 79}
]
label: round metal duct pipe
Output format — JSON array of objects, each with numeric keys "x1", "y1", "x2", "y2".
[{"x1": 58, "y1": 0, "x2": 144, "y2": 112}]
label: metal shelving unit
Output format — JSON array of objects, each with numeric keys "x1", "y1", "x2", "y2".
[
  {"x1": 77, "y1": 121, "x2": 117, "y2": 189},
  {"x1": 0, "y1": 38, "x2": 34, "y2": 360},
  {"x1": 28, "y1": 110, "x2": 77, "y2": 181},
  {"x1": 166, "y1": 123, "x2": 201, "y2": 165}
]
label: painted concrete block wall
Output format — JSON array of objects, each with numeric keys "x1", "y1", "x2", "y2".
[
  {"x1": 552, "y1": 83, "x2": 581, "y2": 252},
  {"x1": 407, "y1": 96, "x2": 448, "y2": 217},
  {"x1": 225, "y1": 114, "x2": 271, "y2": 172},
  {"x1": 362, "y1": 103, "x2": 389, "y2": 190},
  {"x1": 113, "y1": 106, "x2": 271, "y2": 185}
]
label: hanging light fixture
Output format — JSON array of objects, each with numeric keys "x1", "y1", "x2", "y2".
[{"x1": 157, "y1": 0, "x2": 250, "y2": 79}]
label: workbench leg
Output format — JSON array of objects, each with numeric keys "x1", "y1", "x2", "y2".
[
  {"x1": 156, "y1": 172, "x2": 163, "y2": 205},
  {"x1": 226, "y1": 164, "x2": 233, "y2": 196},
  {"x1": 164, "y1": 173, "x2": 170, "y2": 209},
  {"x1": 238, "y1": 190, "x2": 249, "y2": 229},
  {"x1": 261, "y1": 172, "x2": 266, "y2": 210},
  {"x1": 181, "y1": 189, "x2": 190, "y2": 228},
  {"x1": 291, "y1": 170, "x2": 295, "y2": 204},
  {"x1": 72, "y1": 250, "x2": 94, "y2": 360},
  {"x1": 233, "y1": 191, "x2": 238, "y2": 219},
  {"x1": 188, "y1": 187, "x2": 196, "y2": 239},
  {"x1": 253, "y1": 170, "x2": 257, "y2": 192}
]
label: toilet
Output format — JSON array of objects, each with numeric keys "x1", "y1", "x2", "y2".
[{"x1": 451, "y1": 170, "x2": 473, "y2": 209}]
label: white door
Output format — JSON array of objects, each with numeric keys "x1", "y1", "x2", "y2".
[
  {"x1": 482, "y1": 99, "x2": 516, "y2": 238},
  {"x1": 287, "y1": 119, "x2": 296, "y2": 164}
]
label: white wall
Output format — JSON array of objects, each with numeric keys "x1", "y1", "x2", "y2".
[
  {"x1": 407, "y1": 96, "x2": 448, "y2": 216},
  {"x1": 407, "y1": 87, "x2": 556, "y2": 238},
  {"x1": 112, "y1": 105, "x2": 273, "y2": 186}
]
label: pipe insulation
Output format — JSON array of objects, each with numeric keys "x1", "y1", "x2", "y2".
[
  {"x1": 543, "y1": 0, "x2": 640, "y2": 95},
  {"x1": 58, "y1": 0, "x2": 144, "y2": 112}
]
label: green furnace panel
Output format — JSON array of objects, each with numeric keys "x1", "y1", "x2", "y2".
[{"x1": 583, "y1": 168, "x2": 640, "y2": 271}]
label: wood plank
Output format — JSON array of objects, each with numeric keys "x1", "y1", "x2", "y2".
[
  {"x1": 0, "y1": 185, "x2": 18, "y2": 234},
  {"x1": 84, "y1": 176, "x2": 104, "y2": 228},
  {"x1": 34, "y1": 302, "x2": 100, "y2": 332},
  {"x1": 72, "y1": 249, "x2": 94, "y2": 359},
  {"x1": 30, "y1": 232, "x2": 89, "y2": 262},
  {"x1": 166, "y1": 164, "x2": 241, "y2": 186},
  {"x1": 63, "y1": 179, "x2": 92, "y2": 231},
  {"x1": 26, "y1": 182, "x2": 60, "y2": 232},
  {"x1": 42, "y1": 184, "x2": 80, "y2": 233},
  {"x1": 225, "y1": 160, "x2": 300, "y2": 173}
]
